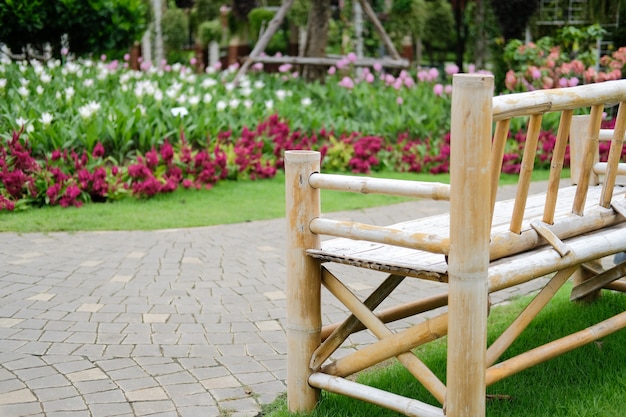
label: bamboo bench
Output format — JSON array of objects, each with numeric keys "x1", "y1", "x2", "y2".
[{"x1": 284, "y1": 75, "x2": 626, "y2": 417}]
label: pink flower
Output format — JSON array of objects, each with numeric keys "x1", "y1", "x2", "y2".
[
  {"x1": 433, "y1": 83, "x2": 444, "y2": 96},
  {"x1": 278, "y1": 63, "x2": 292, "y2": 73},
  {"x1": 428, "y1": 67, "x2": 439, "y2": 80},
  {"x1": 328, "y1": 66, "x2": 337, "y2": 75},
  {"x1": 347, "y1": 52, "x2": 357, "y2": 63},
  {"x1": 100, "y1": 54, "x2": 107, "y2": 61},
  {"x1": 396, "y1": 96, "x2": 403, "y2": 105},
  {"x1": 568, "y1": 77, "x2": 580, "y2": 87},
  {"x1": 373, "y1": 62, "x2": 382, "y2": 72},
  {"x1": 124, "y1": 53, "x2": 130, "y2": 61},
  {"x1": 505, "y1": 70, "x2": 517, "y2": 91},
  {"x1": 338, "y1": 76, "x2": 355, "y2": 89},
  {"x1": 558, "y1": 77, "x2": 568, "y2": 87},
  {"x1": 445, "y1": 64, "x2": 459, "y2": 75},
  {"x1": 468, "y1": 64, "x2": 476, "y2": 73},
  {"x1": 444, "y1": 84, "x2": 453, "y2": 94},
  {"x1": 365, "y1": 73, "x2": 375, "y2": 83},
  {"x1": 336, "y1": 58, "x2": 349, "y2": 70}
]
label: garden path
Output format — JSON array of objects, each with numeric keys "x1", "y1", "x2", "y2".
[{"x1": 0, "y1": 182, "x2": 550, "y2": 417}]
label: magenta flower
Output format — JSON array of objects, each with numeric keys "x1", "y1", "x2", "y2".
[
  {"x1": 445, "y1": 64, "x2": 459, "y2": 75},
  {"x1": 328, "y1": 66, "x2": 337, "y2": 75},
  {"x1": 433, "y1": 83, "x2": 444, "y2": 96},
  {"x1": 92, "y1": 142, "x2": 105, "y2": 158}
]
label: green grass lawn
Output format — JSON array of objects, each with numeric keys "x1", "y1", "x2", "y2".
[
  {"x1": 0, "y1": 170, "x2": 558, "y2": 233},
  {"x1": 262, "y1": 284, "x2": 626, "y2": 417}
]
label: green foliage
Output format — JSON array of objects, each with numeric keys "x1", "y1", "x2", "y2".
[
  {"x1": 0, "y1": 0, "x2": 147, "y2": 59},
  {"x1": 248, "y1": 7, "x2": 276, "y2": 41},
  {"x1": 194, "y1": 0, "x2": 220, "y2": 23},
  {"x1": 287, "y1": 0, "x2": 310, "y2": 28},
  {"x1": 162, "y1": 6, "x2": 190, "y2": 61},
  {"x1": 197, "y1": 19, "x2": 222, "y2": 47},
  {"x1": 386, "y1": 0, "x2": 427, "y2": 40},
  {"x1": 421, "y1": 0, "x2": 455, "y2": 63},
  {"x1": 557, "y1": 24, "x2": 607, "y2": 66}
]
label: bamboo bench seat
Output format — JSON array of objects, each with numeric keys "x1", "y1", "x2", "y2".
[
  {"x1": 308, "y1": 185, "x2": 626, "y2": 282},
  {"x1": 284, "y1": 75, "x2": 626, "y2": 417}
]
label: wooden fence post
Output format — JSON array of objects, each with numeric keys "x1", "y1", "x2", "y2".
[
  {"x1": 285, "y1": 150, "x2": 322, "y2": 412},
  {"x1": 446, "y1": 74, "x2": 493, "y2": 417}
]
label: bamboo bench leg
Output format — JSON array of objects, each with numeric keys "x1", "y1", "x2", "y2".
[
  {"x1": 446, "y1": 74, "x2": 493, "y2": 417},
  {"x1": 285, "y1": 151, "x2": 322, "y2": 412}
]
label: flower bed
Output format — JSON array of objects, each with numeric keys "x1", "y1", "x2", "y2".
[{"x1": 0, "y1": 53, "x2": 621, "y2": 211}]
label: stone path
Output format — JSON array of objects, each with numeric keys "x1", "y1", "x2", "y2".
[{"x1": 0, "y1": 183, "x2": 552, "y2": 416}]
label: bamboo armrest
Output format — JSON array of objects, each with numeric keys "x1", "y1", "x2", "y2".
[{"x1": 307, "y1": 185, "x2": 626, "y2": 282}]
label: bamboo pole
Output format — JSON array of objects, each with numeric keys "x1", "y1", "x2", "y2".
[
  {"x1": 309, "y1": 173, "x2": 450, "y2": 199},
  {"x1": 570, "y1": 261, "x2": 626, "y2": 301},
  {"x1": 490, "y1": 119, "x2": 511, "y2": 223},
  {"x1": 573, "y1": 104, "x2": 604, "y2": 215},
  {"x1": 543, "y1": 109, "x2": 573, "y2": 224},
  {"x1": 569, "y1": 115, "x2": 598, "y2": 186},
  {"x1": 593, "y1": 162, "x2": 626, "y2": 175},
  {"x1": 320, "y1": 291, "x2": 448, "y2": 341},
  {"x1": 234, "y1": 0, "x2": 295, "y2": 85},
  {"x1": 605, "y1": 280, "x2": 626, "y2": 292},
  {"x1": 600, "y1": 102, "x2": 626, "y2": 207},
  {"x1": 486, "y1": 266, "x2": 577, "y2": 366},
  {"x1": 308, "y1": 373, "x2": 444, "y2": 417},
  {"x1": 510, "y1": 114, "x2": 543, "y2": 234},
  {"x1": 312, "y1": 273, "x2": 405, "y2": 370},
  {"x1": 247, "y1": 55, "x2": 408, "y2": 68},
  {"x1": 357, "y1": 0, "x2": 402, "y2": 60},
  {"x1": 486, "y1": 310, "x2": 626, "y2": 386},
  {"x1": 492, "y1": 79, "x2": 626, "y2": 121},
  {"x1": 309, "y1": 218, "x2": 450, "y2": 254},
  {"x1": 321, "y1": 268, "x2": 446, "y2": 404},
  {"x1": 285, "y1": 150, "x2": 322, "y2": 412},
  {"x1": 446, "y1": 74, "x2": 493, "y2": 417},
  {"x1": 322, "y1": 312, "x2": 449, "y2": 378}
]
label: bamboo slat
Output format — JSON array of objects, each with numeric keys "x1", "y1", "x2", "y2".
[
  {"x1": 543, "y1": 109, "x2": 573, "y2": 224},
  {"x1": 490, "y1": 119, "x2": 511, "y2": 222},
  {"x1": 573, "y1": 104, "x2": 605, "y2": 215},
  {"x1": 593, "y1": 162, "x2": 626, "y2": 175},
  {"x1": 321, "y1": 268, "x2": 446, "y2": 403},
  {"x1": 312, "y1": 273, "x2": 405, "y2": 370},
  {"x1": 486, "y1": 309, "x2": 626, "y2": 386},
  {"x1": 308, "y1": 373, "x2": 444, "y2": 417},
  {"x1": 569, "y1": 115, "x2": 599, "y2": 186},
  {"x1": 511, "y1": 114, "x2": 543, "y2": 234},
  {"x1": 308, "y1": 173, "x2": 450, "y2": 199},
  {"x1": 486, "y1": 266, "x2": 577, "y2": 366},
  {"x1": 600, "y1": 102, "x2": 626, "y2": 207},
  {"x1": 529, "y1": 220, "x2": 571, "y2": 257}
]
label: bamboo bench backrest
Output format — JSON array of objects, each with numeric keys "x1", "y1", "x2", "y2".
[{"x1": 490, "y1": 80, "x2": 626, "y2": 232}]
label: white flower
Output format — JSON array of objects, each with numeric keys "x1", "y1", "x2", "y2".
[
  {"x1": 265, "y1": 99, "x2": 274, "y2": 110},
  {"x1": 55, "y1": 91, "x2": 62, "y2": 100},
  {"x1": 201, "y1": 78, "x2": 218, "y2": 88},
  {"x1": 229, "y1": 98, "x2": 240, "y2": 109},
  {"x1": 40, "y1": 112, "x2": 53, "y2": 125},
  {"x1": 40, "y1": 73, "x2": 52, "y2": 83},
  {"x1": 203, "y1": 93, "x2": 213, "y2": 104},
  {"x1": 216, "y1": 100, "x2": 227, "y2": 111},
  {"x1": 83, "y1": 79, "x2": 94, "y2": 87},
  {"x1": 240, "y1": 86, "x2": 252, "y2": 97},
  {"x1": 78, "y1": 101, "x2": 101, "y2": 119},
  {"x1": 17, "y1": 86, "x2": 29, "y2": 97},
  {"x1": 225, "y1": 82, "x2": 235, "y2": 93},
  {"x1": 301, "y1": 97, "x2": 312, "y2": 107},
  {"x1": 189, "y1": 95, "x2": 201, "y2": 106},
  {"x1": 65, "y1": 86, "x2": 75, "y2": 100},
  {"x1": 176, "y1": 94, "x2": 188, "y2": 104},
  {"x1": 136, "y1": 105, "x2": 146, "y2": 116},
  {"x1": 16, "y1": 117, "x2": 28, "y2": 126},
  {"x1": 254, "y1": 80, "x2": 265, "y2": 89},
  {"x1": 275, "y1": 90, "x2": 287, "y2": 101},
  {"x1": 36, "y1": 85, "x2": 44, "y2": 95},
  {"x1": 0, "y1": 78, "x2": 6, "y2": 89},
  {"x1": 19, "y1": 78, "x2": 29, "y2": 86},
  {"x1": 170, "y1": 107, "x2": 188, "y2": 117},
  {"x1": 154, "y1": 89, "x2": 163, "y2": 102},
  {"x1": 243, "y1": 99, "x2": 253, "y2": 109}
]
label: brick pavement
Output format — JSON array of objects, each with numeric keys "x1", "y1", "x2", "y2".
[{"x1": 0, "y1": 182, "x2": 553, "y2": 416}]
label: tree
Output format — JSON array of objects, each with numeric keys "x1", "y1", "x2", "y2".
[
  {"x1": 301, "y1": 0, "x2": 332, "y2": 81},
  {"x1": 0, "y1": 0, "x2": 147, "y2": 59}
]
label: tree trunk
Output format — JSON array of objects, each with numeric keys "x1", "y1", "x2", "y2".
[{"x1": 302, "y1": 0, "x2": 331, "y2": 82}]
